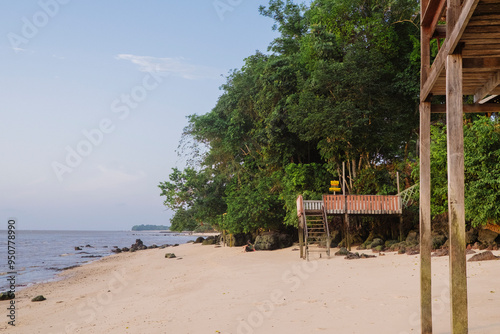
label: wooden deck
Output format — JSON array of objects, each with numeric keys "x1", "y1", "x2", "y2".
[
  {"x1": 297, "y1": 194, "x2": 402, "y2": 216},
  {"x1": 421, "y1": 0, "x2": 500, "y2": 108}
]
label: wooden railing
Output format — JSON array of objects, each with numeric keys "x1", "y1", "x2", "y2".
[{"x1": 322, "y1": 195, "x2": 402, "y2": 215}]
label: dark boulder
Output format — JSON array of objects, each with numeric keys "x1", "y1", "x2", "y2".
[
  {"x1": 254, "y1": 233, "x2": 279, "y2": 251},
  {"x1": 194, "y1": 236, "x2": 205, "y2": 244},
  {"x1": 466, "y1": 228, "x2": 478, "y2": 245},
  {"x1": 278, "y1": 233, "x2": 294, "y2": 248},
  {"x1": 130, "y1": 239, "x2": 147, "y2": 251},
  {"x1": 384, "y1": 240, "x2": 398, "y2": 248},
  {"x1": 0, "y1": 291, "x2": 15, "y2": 300},
  {"x1": 370, "y1": 238, "x2": 384, "y2": 249},
  {"x1": 345, "y1": 252, "x2": 360, "y2": 260},
  {"x1": 432, "y1": 249, "x2": 449, "y2": 257},
  {"x1": 253, "y1": 232, "x2": 293, "y2": 251},
  {"x1": 335, "y1": 247, "x2": 350, "y2": 256},
  {"x1": 226, "y1": 233, "x2": 251, "y2": 247},
  {"x1": 432, "y1": 234, "x2": 447, "y2": 250},
  {"x1": 75, "y1": 247, "x2": 82, "y2": 251},
  {"x1": 202, "y1": 238, "x2": 216, "y2": 245},
  {"x1": 406, "y1": 231, "x2": 419, "y2": 245},
  {"x1": 468, "y1": 251, "x2": 500, "y2": 262},
  {"x1": 121, "y1": 247, "x2": 130, "y2": 252},
  {"x1": 31, "y1": 295, "x2": 46, "y2": 302},
  {"x1": 165, "y1": 253, "x2": 176, "y2": 258},
  {"x1": 478, "y1": 229, "x2": 499, "y2": 247},
  {"x1": 361, "y1": 253, "x2": 376, "y2": 258},
  {"x1": 111, "y1": 248, "x2": 122, "y2": 253}
]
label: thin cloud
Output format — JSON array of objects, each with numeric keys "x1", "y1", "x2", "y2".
[{"x1": 116, "y1": 54, "x2": 221, "y2": 80}]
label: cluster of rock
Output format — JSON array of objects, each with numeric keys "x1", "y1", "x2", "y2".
[
  {"x1": 334, "y1": 247, "x2": 376, "y2": 260},
  {"x1": 74, "y1": 244, "x2": 94, "y2": 251},
  {"x1": 343, "y1": 225, "x2": 500, "y2": 257},
  {"x1": 193, "y1": 235, "x2": 220, "y2": 245},
  {"x1": 111, "y1": 239, "x2": 179, "y2": 253},
  {"x1": 353, "y1": 231, "x2": 420, "y2": 255},
  {"x1": 193, "y1": 232, "x2": 294, "y2": 250}
]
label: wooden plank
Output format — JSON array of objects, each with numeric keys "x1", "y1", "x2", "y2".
[
  {"x1": 463, "y1": 25, "x2": 500, "y2": 33},
  {"x1": 478, "y1": 94, "x2": 498, "y2": 104},
  {"x1": 298, "y1": 216, "x2": 304, "y2": 259},
  {"x1": 474, "y1": 71, "x2": 500, "y2": 103},
  {"x1": 421, "y1": 0, "x2": 480, "y2": 102},
  {"x1": 433, "y1": 24, "x2": 447, "y2": 38},
  {"x1": 422, "y1": 0, "x2": 446, "y2": 27},
  {"x1": 463, "y1": 57, "x2": 500, "y2": 68},
  {"x1": 431, "y1": 103, "x2": 500, "y2": 113},
  {"x1": 475, "y1": 3, "x2": 500, "y2": 13},
  {"x1": 297, "y1": 195, "x2": 304, "y2": 217},
  {"x1": 420, "y1": 102, "x2": 433, "y2": 334},
  {"x1": 446, "y1": 52, "x2": 469, "y2": 334}
]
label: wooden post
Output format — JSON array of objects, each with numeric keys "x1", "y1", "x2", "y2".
[
  {"x1": 397, "y1": 172, "x2": 404, "y2": 242},
  {"x1": 447, "y1": 0, "x2": 468, "y2": 332},
  {"x1": 447, "y1": 54, "x2": 469, "y2": 333},
  {"x1": 343, "y1": 162, "x2": 350, "y2": 251},
  {"x1": 420, "y1": 0, "x2": 432, "y2": 330},
  {"x1": 299, "y1": 215, "x2": 304, "y2": 259},
  {"x1": 420, "y1": 102, "x2": 433, "y2": 334}
]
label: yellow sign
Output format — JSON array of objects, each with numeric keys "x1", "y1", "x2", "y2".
[
  {"x1": 329, "y1": 187, "x2": 341, "y2": 192},
  {"x1": 331, "y1": 180, "x2": 339, "y2": 186}
]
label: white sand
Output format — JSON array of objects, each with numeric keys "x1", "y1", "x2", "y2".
[{"x1": 2, "y1": 244, "x2": 499, "y2": 334}]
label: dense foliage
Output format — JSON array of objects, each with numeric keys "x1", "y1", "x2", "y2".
[
  {"x1": 159, "y1": 0, "x2": 499, "y2": 233},
  {"x1": 418, "y1": 117, "x2": 500, "y2": 227}
]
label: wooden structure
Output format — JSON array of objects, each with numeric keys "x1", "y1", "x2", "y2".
[
  {"x1": 296, "y1": 194, "x2": 402, "y2": 260},
  {"x1": 420, "y1": 0, "x2": 500, "y2": 332}
]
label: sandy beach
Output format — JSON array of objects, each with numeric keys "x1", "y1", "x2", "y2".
[{"x1": 2, "y1": 243, "x2": 499, "y2": 334}]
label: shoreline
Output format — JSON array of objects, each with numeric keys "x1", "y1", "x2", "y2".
[
  {"x1": 3, "y1": 244, "x2": 499, "y2": 333},
  {"x1": 2, "y1": 231, "x2": 200, "y2": 293}
]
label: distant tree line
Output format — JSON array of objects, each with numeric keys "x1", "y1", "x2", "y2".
[
  {"x1": 159, "y1": 0, "x2": 500, "y2": 233},
  {"x1": 132, "y1": 224, "x2": 169, "y2": 231}
]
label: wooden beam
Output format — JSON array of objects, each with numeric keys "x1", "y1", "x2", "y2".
[
  {"x1": 419, "y1": 102, "x2": 432, "y2": 334},
  {"x1": 423, "y1": 0, "x2": 447, "y2": 38},
  {"x1": 422, "y1": 0, "x2": 446, "y2": 26},
  {"x1": 420, "y1": 0, "x2": 480, "y2": 102},
  {"x1": 463, "y1": 57, "x2": 500, "y2": 68},
  {"x1": 474, "y1": 71, "x2": 500, "y2": 103},
  {"x1": 479, "y1": 95, "x2": 498, "y2": 104},
  {"x1": 432, "y1": 103, "x2": 500, "y2": 113},
  {"x1": 433, "y1": 24, "x2": 447, "y2": 39},
  {"x1": 446, "y1": 51, "x2": 469, "y2": 334}
]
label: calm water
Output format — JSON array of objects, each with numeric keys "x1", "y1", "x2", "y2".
[{"x1": 0, "y1": 230, "x2": 195, "y2": 291}]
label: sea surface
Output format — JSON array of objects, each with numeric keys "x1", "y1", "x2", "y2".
[{"x1": 0, "y1": 230, "x2": 196, "y2": 291}]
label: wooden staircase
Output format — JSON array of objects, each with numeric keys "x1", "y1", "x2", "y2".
[{"x1": 304, "y1": 204, "x2": 330, "y2": 261}]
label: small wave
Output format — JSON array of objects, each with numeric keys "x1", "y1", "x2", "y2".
[{"x1": 59, "y1": 253, "x2": 74, "y2": 257}]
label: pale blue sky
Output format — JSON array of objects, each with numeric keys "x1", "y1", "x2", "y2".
[{"x1": 0, "y1": 0, "x2": 280, "y2": 230}]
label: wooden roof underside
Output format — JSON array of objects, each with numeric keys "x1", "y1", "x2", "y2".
[{"x1": 421, "y1": 0, "x2": 500, "y2": 110}]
